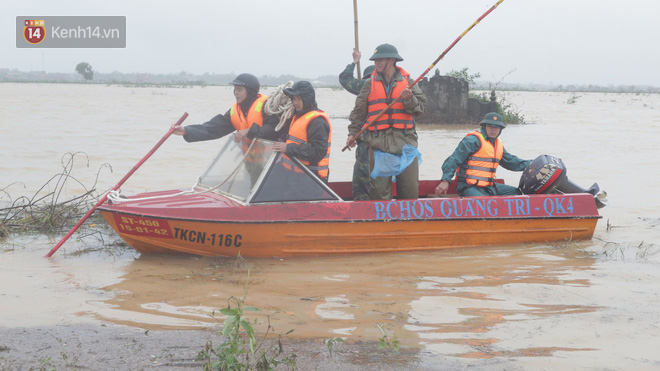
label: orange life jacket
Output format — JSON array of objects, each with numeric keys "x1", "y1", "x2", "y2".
[
  {"x1": 457, "y1": 130, "x2": 503, "y2": 187},
  {"x1": 365, "y1": 67, "x2": 414, "y2": 132},
  {"x1": 285, "y1": 110, "x2": 332, "y2": 180},
  {"x1": 230, "y1": 95, "x2": 268, "y2": 148}
]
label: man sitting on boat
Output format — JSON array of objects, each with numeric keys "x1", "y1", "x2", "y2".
[
  {"x1": 435, "y1": 112, "x2": 532, "y2": 197},
  {"x1": 271, "y1": 81, "x2": 332, "y2": 183},
  {"x1": 172, "y1": 73, "x2": 280, "y2": 144}
]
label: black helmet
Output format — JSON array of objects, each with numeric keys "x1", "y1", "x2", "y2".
[
  {"x1": 283, "y1": 80, "x2": 313, "y2": 98},
  {"x1": 480, "y1": 112, "x2": 505, "y2": 128},
  {"x1": 369, "y1": 43, "x2": 403, "y2": 61},
  {"x1": 363, "y1": 65, "x2": 376, "y2": 78},
  {"x1": 283, "y1": 81, "x2": 317, "y2": 112},
  {"x1": 229, "y1": 73, "x2": 260, "y2": 93}
]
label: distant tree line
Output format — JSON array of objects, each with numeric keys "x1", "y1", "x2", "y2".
[
  {"x1": 2, "y1": 67, "x2": 659, "y2": 94},
  {"x1": 0, "y1": 68, "x2": 339, "y2": 87}
]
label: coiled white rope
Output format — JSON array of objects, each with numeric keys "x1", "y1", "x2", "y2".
[{"x1": 264, "y1": 81, "x2": 294, "y2": 132}]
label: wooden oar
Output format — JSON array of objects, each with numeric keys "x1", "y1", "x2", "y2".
[
  {"x1": 44, "y1": 112, "x2": 189, "y2": 257},
  {"x1": 342, "y1": 0, "x2": 505, "y2": 151}
]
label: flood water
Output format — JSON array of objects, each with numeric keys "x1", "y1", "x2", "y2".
[{"x1": 1, "y1": 83, "x2": 660, "y2": 369}]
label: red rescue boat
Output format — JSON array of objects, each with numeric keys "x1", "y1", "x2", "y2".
[{"x1": 98, "y1": 139, "x2": 601, "y2": 258}]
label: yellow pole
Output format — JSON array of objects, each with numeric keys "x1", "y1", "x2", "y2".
[{"x1": 353, "y1": 0, "x2": 361, "y2": 80}]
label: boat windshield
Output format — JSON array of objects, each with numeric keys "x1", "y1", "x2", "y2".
[{"x1": 196, "y1": 138, "x2": 341, "y2": 204}]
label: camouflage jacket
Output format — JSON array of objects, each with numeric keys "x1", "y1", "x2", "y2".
[{"x1": 338, "y1": 63, "x2": 366, "y2": 96}]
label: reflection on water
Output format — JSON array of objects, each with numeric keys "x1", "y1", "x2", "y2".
[
  {"x1": 66, "y1": 242, "x2": 656, "y2": 370},
  {"x1": 316, "y1": 295, "x2": 357, "y2": 321},
  {"x1": 2, "y1": 84, "x2": 660, "y2": 369},
  {"x1": 4, "y1": 236, "x2": 658, "y2": 370},
  {"x1": 86, "y1": 245, "x2": 599, "y2": 350},
  {"x1": 408, "y1": 258, "x2": 601, "y2": 358}
]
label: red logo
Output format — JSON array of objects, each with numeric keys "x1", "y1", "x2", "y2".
[{"x1": 23, "y1": 20, "x2": 45, "y2": 44}]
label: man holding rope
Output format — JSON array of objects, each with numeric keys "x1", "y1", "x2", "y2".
[
  {"x1": 346, "y1": 43, "x2": 426, "y2": 200},
  {"x1": 272, "y1": 81, "x2": 332, "y2": 183}
]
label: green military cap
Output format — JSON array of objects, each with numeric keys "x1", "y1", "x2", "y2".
[
  {"x1": 480, "y1": 112, "x2": 505, "y2": 128},
  {"x1": 369, "y1": 43, "x2": 403, "y2": 61}
]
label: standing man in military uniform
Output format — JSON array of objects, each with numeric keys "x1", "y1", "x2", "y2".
[
  {"x1": 347, "y1": 43, "x2": 427, "y2": 200},
  {"x1": 339, "y1": 48, "x2": 376, "y2": 200}
]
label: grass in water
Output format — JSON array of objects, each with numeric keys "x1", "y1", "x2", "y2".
[{"x1": 198, "y1": 255, "x2": 297, "y2": 370}]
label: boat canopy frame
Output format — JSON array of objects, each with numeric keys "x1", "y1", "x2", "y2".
[{"x1": 195, "y1": 138, "x2": 342, "y2": 205}]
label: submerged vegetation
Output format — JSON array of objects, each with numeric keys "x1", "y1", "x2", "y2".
[
  {"x1": 447, "y1": 67, "x2": 525, "y2": 124},
  {"x1": 566, "y1": 93, "x2": 581, "y2": 104},
  {"x1": 470, "y1": 90, "x2": 525, "y2": 124},
  {"x1": 198, "y1": 257, "x2": 298, "y2": 370},
  {"x1": 0, "y1": 152, "x2": 124, "y2": 253},
  {"x1": 197, "y1": 257, "x2": 416, "y2": 370}
]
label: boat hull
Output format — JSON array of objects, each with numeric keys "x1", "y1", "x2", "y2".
[
  {"x1": 98, "y1": 186, "x2": 600, "y2": 257},
  {"x1": 99, "y1": 212, "x2": 597, "y2": 257}
]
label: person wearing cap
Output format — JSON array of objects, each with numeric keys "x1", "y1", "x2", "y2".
[
  {"x1": 338, "y1": 48, "x2": 376, "y2": 200},
  {"x1": 434, "y1": 112, "x2": 532, "y2": 197},
  {"x1": 347, "y1": 43, "x2": 427, "y2": 200},
  {"x1": 272, "y1": 81, "x2": 332, "y2": 182},
  {"x1": 172, "y1": 73, "x2": 280, "y2": 144}
]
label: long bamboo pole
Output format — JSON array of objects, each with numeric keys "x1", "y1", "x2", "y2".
[
  {"x1": 343, "y1": 0, "x2": 505, "y2": 151},
  {"x1": 353, "y1": 0, "x2": 361, "y2": 80},
  {"x1": 44, "y1": 112, "x2": 189, "y2": 257}
]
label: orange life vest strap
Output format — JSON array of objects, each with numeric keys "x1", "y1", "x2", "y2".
[{"x1": 365, "y1": 67, "x2": 414, "y2": 132}]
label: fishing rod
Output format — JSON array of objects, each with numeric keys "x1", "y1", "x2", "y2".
[
  {"x1": 45, "y1": 112, "x2": 189, "y2": 258},
  {"x1": 342, "y1": 0, "x2": 505, "y2": 151}
]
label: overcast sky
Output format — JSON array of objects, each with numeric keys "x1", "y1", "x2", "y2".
[{"x1": 3, "y1": 0, "x2": 659, "y2": 86}]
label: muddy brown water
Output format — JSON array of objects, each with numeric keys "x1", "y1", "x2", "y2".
[{"x1": 1, "y1": 84, "x2": 660, "y2": 369}]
